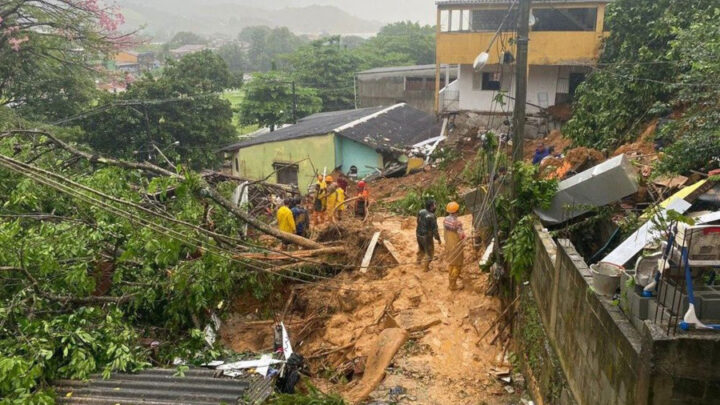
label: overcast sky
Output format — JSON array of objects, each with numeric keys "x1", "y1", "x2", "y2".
[{"x1": 192, "y1": 0, "x2": 438, "y2": 25}]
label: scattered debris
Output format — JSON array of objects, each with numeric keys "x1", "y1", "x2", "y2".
[
  {"x1": 360, "y1": 231, "x2": 382, "y2": 274},
  {"x1": 344, "y1": 328, "x2": 409, "y2": 404}
]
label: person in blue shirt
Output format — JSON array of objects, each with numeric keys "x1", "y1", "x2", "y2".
[{"x1": 290, "y1": 197, "x2": 310, "y2": 238}]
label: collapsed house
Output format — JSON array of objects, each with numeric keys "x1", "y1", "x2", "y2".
[{"x1": 220, "y1": 103, "x2": 441, "y2": 193}]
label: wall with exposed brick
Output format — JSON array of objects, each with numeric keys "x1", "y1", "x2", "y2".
[{"x1": 523, "y1": 224, "x2": 720, "y2": 405}]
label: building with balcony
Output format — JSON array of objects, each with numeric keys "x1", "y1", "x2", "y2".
[{"x1": 434, "y1": 0, "x2": 610, "y2": 116}]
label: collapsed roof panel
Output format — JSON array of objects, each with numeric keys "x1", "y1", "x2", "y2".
[{"x1": 535, "y1": 154, "x2": 639, "y2": 225}]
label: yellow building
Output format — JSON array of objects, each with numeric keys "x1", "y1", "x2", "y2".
[{"x1": 435, "y1": 0, "x2": 610, "y2": 114}]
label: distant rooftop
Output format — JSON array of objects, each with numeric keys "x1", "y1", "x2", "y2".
[{"x1": 357, "y1": 64, "x2": 458, "y2": 79}]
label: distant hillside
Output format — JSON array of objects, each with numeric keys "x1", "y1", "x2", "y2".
[{"x1": 116, "y1": 0, "x2": 383, "y2": 39}]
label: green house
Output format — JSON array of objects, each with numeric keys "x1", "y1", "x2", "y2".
[{"x1": 221, "y1": 103, "x2": 440, "y2": 193}]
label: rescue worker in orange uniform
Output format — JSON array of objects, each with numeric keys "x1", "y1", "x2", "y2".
[
  {"x1": 355, "y1": 181, "x2": 370, "y2": 219},
  {"x1": 443, "y1": 201, "x2": 466, "y2": 290}
]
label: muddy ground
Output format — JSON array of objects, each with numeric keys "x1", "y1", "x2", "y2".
[{"x1": 221, "y1": 214, "x2": 523, "y2": 404}]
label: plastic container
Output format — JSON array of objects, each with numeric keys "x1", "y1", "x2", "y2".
[{"x1": 591, "y1": 262, "x2": 623, "y2": 296}]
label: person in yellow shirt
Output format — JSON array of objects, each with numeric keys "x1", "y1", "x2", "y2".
[
  {"x1": 325, "y1": 183, "x2": 338, "y2": 219},
  {"x1": 312, "y1": 175, "x2": 327, "y2": 225},
  {"x1": 276, "y1": 198, "x2": 296, "y2": 250},
  {"x1": 335, "y1": 185, "x2": 346, "y2": 220}
]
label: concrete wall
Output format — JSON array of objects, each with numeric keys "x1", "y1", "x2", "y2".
[
  {"x1": 529, "y1": 225, "x2": 648, "y2": 405},
  {"x1": 457, "y1": 64, "x2": 557, "y2": 113},
  {"x1": 232, "y1": 133, "x2": 336, "y2": 194},
  {"x1": 357, "y1": 76, "x2": 441, "y2": 115},
  {"x1": 525, "y1": 224, "x2": 720, "y2": 405}
]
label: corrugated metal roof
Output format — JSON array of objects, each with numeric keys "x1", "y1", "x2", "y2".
[
  {"x1": 221, "y1": 104, "x2": 440, "y2": 151},
  {"x1": 54, "y1": 368, "x2": 274, "y2": 405},
  {"x1": 436, "y1": 0, "x2": 611, "y2": 5},
  {"x1": 358, "y1": 64, "x2": 438, "y2": 75}
]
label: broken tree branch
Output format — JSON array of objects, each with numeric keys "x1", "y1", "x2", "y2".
[
  {"x1": 235, "y1": 246, "x2": 344, "y2": 261},
  {"x1": 3, "y1": 128, "x2": 324, "y2": 250}
]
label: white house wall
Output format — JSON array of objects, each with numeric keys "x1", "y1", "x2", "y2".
[{"x1": 456, "y1": 64, "x2": 561, "y2": 114}]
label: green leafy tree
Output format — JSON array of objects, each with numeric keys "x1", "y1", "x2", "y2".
[
  {"x1": 239, "y1": 26, "x2": 306, "y2": 72},
  {"x1": 564, "y1": 0, "x2": 717, "y2": 149},
  {"x1": 216, "y1": 41, "x2": 248, "y2": 73},
  {"x1": 287, "y1": 36, "x2": 360, "y2": 111},
  {"x1": 0, "y1": 119, "x2": 282, "y2": 401},
  {"x1": 0, "y1": 0, "x2": 128, "y2": 120},
  {"x1": 655, "y1": 10, "x2": 720, "y2": 174},
  {"x1": 80, "y1": 51, "x2": 239, "y2": 169},
  {"x1": 357, "y1": 21, "x2": 436, "y2": 67},
  {"x1": 239, "y1": 71, "x2": 322, "y2": 130}
]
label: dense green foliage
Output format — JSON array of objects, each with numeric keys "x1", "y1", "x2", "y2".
[
  {"x1": 565, "y1": 0, "x2": 719, "y2": 173},
  {"x1": 356, "y1": 22, "x2": 436, "y2": 66},
  {"x1": 390, "y1": 177, "x2": 462, "y2": 217},
  {"x1": 79, "y1": 51, "x2": 240, "y2": 169},
  {"x1": 496, "y1": 163, "x2": 557, "y2": 282},
  {"x1": 240, "y1": 26, "x2": 308, "y2": 72},
  {"x1": 0, "y1": 113, "x2": 282, "y2": 402},
  {"x1": 655, "y1": 11, "x2": 720, "y2": 174},
  {"x1": 239, "y1": 72, "x2": 322, "y2": 130},
  {"x1": 287, "y1": 36, "x2": 361, "y2": 111}
]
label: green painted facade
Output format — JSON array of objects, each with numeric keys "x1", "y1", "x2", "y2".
[
  {"x1": 335, "y1": 136, "x2": 383, "y2": 177},
  {"x1": 232, "y1": 133, "x2": 336, "y2": 193},
  {"x1": 230, "y1": 133, "x2": 383, "y2": 194}
]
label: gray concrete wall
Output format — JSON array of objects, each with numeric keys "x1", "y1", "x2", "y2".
[
  {"x1": 356, "y1": 76, "x2": 437, "y2": 115},
  {"x1": 529, "y1": 225, "x2": 648, "y2": 405},
  {"x1": 526, "y1": 224, "x2": 720, "y2": 405}
]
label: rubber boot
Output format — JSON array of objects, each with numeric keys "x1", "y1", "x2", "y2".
[
  {"x1": 448, "y1": 266, "x2": 462, "y2": 290},
  {"x1": 423, "y1": 258, "x2": 431, "y2": 272}
]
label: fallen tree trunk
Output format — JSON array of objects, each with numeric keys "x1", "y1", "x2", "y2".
[
  {"x1": 235, "y1": 246, "x2": 344, "y2": 261},
  {"x1": 3, "y1": 129, "x2": 324, "y2": 250}
]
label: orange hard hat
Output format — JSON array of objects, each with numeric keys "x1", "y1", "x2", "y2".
[
  {"x1": 446, "y1": 201, "x2": 460, "y2": 214},
  {"x1": 325, "y1": 175, "x2": 333, "y2": 182},
  {"x1": 357, "y1": 181, "x2": 366, "y2": 188}
]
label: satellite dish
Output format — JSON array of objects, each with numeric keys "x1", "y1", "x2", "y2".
[
  {"x1": 473, "y1": 52, "x2": 489, "y2": 71},
  {"x1": 529, "y1": 11, "x2": 537, "y2": 27}
]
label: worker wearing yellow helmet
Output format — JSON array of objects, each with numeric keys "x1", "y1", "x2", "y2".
[
  {"x1": 443, "y1": 201, "x2": 466, "y2": 290},
  {"x1": 312, "y1": 175, "x2": 328, "y2": 225}
]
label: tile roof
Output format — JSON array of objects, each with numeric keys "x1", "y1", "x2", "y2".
[{"x1": 222, "y1": 104, "x2": 441, "y2": 152}]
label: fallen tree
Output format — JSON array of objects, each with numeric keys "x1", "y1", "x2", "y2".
[{"x1": 0, "y1": 124, "x2": 335, "y2": 401}]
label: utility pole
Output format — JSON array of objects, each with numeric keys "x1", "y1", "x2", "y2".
[
  {"x1": 511, "y1": 0, "x2": 531, "y2": 201},
  {"x1": 291, "y1": 81, "x2": 297, "y2": 124}
]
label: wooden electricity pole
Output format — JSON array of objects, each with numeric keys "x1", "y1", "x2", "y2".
[{"x1": 511, "y1": 0, "x2": 531, "y2": 204}]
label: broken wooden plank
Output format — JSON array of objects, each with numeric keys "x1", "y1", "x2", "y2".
[
  {"x1": 381, "y1": 239, "x2": 401, "y2": 265},
  {"x1": 360, "y1": 231, "x2": 381, "y2": 273}
]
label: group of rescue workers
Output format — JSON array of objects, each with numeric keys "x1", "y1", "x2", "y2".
[
  {"x1": 275, "y1": 173, "x2": 465, "y2": 291},
  {"x1": 416, "y1": 199, "x2": 466, "y2": 291},
  {"x1": 276, "y1": 174, "x2": 372, "y2": 248}
]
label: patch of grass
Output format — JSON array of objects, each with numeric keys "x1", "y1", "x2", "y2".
[{"x1": 222, "y1": 89, "x2": 259, "y2": 135}]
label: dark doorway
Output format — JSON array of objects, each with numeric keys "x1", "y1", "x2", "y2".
[
  {"x1": 273, "y1": 162, "x2": 299, "y2": 186},
  {"x1": 569, "y1": 73, "x2": 586, "y2": 98}
]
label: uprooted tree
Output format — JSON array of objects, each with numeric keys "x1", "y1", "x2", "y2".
[{"x1": 0, "y1": 113, "x2": 336, "y2": 402}]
